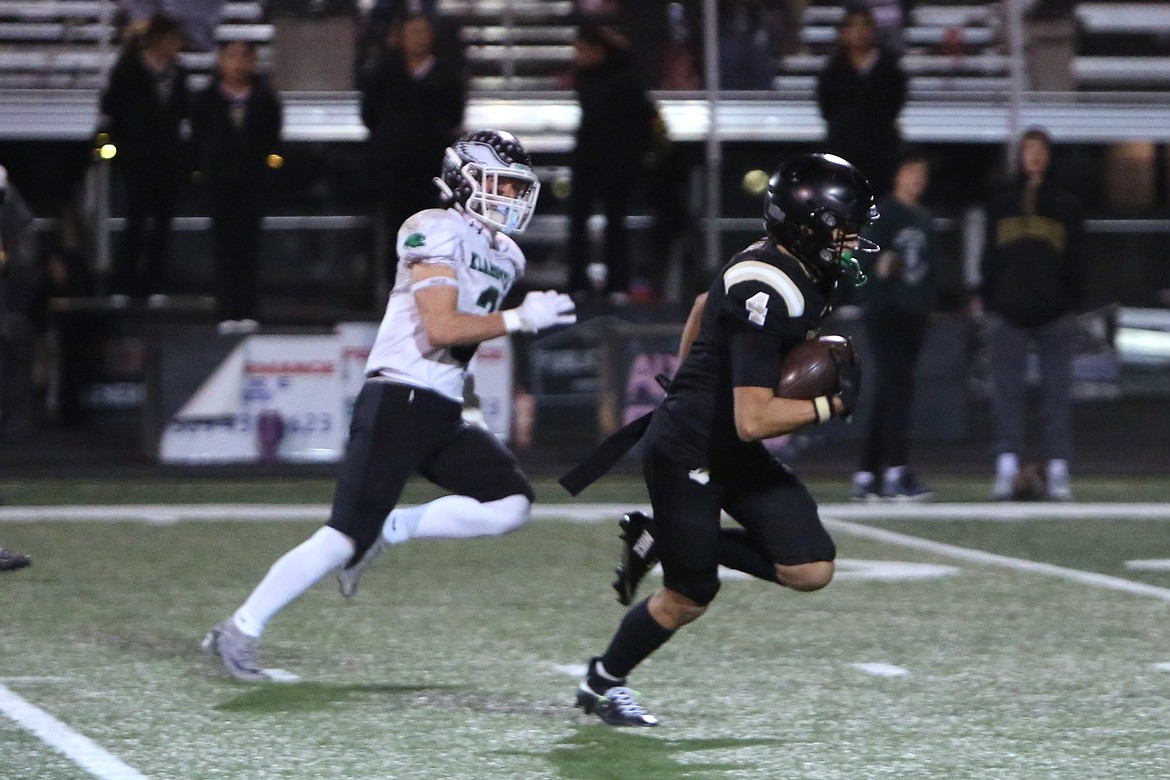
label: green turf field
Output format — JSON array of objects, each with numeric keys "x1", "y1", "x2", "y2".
[
  {"x1": 4, "y1": 479, "x2": 1170, "y2": 779},
  {"x1": 4, "y1": 473, "x2": 1170, "y2": 505}
]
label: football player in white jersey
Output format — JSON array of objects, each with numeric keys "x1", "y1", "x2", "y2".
[{"x1": 204, "y1": 129, "x2": 576, "y2": 681}]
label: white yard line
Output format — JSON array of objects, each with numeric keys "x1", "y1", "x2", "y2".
[
  {"x1": 821, "y1": 502, "x2": 1170, "y2": 521},
  {"x1": 824, "y1": 517, "x2": 1170, "y2": 603},
  {"x1": 0, "y1": 684, "x2": 151, "y2": 780},
  {"x1": 1, "y1": 501, "x2": 1168, "y2": 524},
  {"x1": 0, "y1": 504, "x2": 333, "y2": 523},
  {"x1": 0, "y1": 503, "x2": 652, "y2": 524},
  {"x1": 4, "y1": 501, "x2": 1170, "y2": 602}
]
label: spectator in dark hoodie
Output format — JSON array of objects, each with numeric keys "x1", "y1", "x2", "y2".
[
  {"x1": 99, "y1": 13, "x2": 188, "y2": 301},
  {"x1": 191, "y1": 39, "x2": 283, "y2": 334},
  {"x1": 978, "y1": 127, "x2": 1084, "y2": 502},
  {"x1": 566, "y1": 23, "x2": 655, "y2": 302},
  {"x1": 815, "y1": 6, "x2": 907, "y2": 198}
]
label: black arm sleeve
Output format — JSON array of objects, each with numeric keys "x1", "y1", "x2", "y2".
[{"x1": 728, "y1": 320, "x2": 785, "y2": 389}]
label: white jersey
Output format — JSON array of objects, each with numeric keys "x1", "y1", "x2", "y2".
[{"x1": 365, "y1": 208, "x2": 525, "y2": 402}]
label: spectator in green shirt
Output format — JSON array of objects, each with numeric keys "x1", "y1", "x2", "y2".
[{"x1": 850, "y1": 151, "x2": 937, "y2": 501}]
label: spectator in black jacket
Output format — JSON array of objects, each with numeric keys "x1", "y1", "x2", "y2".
[
  {"x1": 978, "y1": 127, "x2": 1084, "y2": 502},
  {"x1": 0, "y1": 166, "x2": 46, "y2": 441},
  {"x1": 192, "y1": 40, "x2": 283, "y2": 334},
  {"x1": 566, "y1": 23, "x2": 655, "y2": 301},
  {"x1": 99, "y1": 13, "x2": 189, "y2": 301},
  {"x1": 815, "y1": 6, "x2": 907, "y2": 198},
  {"x1": 359, "y1": 13, "x2": 466, "y2": 285}
]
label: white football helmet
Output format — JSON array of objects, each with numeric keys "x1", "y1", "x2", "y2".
[{"x1": 435, "y1": 129, "x2": 541, "y2": 234}]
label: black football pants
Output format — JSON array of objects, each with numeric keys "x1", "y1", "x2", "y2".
[
  {"x1": 859, "y1": 309, "x2": 929, "y2": 473},
  {"x1": 641, "y1": 418, "x2": 836, "y2": 606}
]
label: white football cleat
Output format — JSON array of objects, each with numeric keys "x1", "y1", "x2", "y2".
[{"x1": 202, "y1": 619, "x2": 299, "y2": 682}]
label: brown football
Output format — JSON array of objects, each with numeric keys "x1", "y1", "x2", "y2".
[{"x1": 777, "y1": 335, "x2": 854, "y2": 399}]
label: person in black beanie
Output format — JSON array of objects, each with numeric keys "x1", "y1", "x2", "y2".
[
  {"x1": 978, "y1": 127, "x2": 1084, "y2": 501},
  {"x1": 191, "y1": 39, "x2": 283, "y2": 333},
  {"x1": 99, "y1": 13, "x2": 189, "y2": 300},
  {"x1": 815, "y1": 6, "x2": 907, "y2": 198}
]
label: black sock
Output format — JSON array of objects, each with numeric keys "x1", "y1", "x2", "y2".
[
  {"x1": 717, "y1": 527, "x2": 779, "y2": 583},
  {"x1": 596, "y1": 598, "x2": 675, "y2": 683}
]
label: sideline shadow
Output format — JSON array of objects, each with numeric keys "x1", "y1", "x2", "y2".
[
  {"x1": 216, "y1": 682, "x2": 461, "y2": 712},
  {"x1": 536, "y1": 727, "x2": 784, "y2": 779}
]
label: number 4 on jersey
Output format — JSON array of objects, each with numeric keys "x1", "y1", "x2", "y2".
[{"x1": 745, "y1": 291, "x2": 770, "y2": 325}]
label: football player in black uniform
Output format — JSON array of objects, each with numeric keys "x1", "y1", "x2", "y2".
[{"x1": 574, "y1": 153, "x2": 877, "y2": 726}]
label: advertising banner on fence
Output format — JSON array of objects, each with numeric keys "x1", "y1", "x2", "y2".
[
  {"x1": 159, "y1": 335, "x2": 344, "y2": 464},
  {"x1": 469, "y1": 335, "x2": 513, "y2": 441},
  {"x1": 159, "y1": 326, "x2": 513, "y2": 464}
]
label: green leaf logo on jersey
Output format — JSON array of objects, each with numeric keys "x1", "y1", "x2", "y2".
[{"x1": 405, "y1": 232, "x2": 426, "y2": 248}]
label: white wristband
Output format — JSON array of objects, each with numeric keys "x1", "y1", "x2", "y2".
[
  {"x1": 813, "y1": 396, "x2": 832, "y2": 424},
  {"x1": 502, "y1": 309, "x2": 524, "y2": 333}
]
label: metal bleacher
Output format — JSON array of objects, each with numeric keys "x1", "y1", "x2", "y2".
[
  {"x1": 794, "y1": 1, "x2": 1170, "y2": 94},
  {"x1": 1074, "y1": 2, "x2": 1170, "y2": 89},
  {"x1": 784, "y1": 2, "x2": 1011, "y2": 96},
  {"x1": 1, "y1": 1, "x2": 1170, "y2": 147},
  {"x1": 0, "y1": 0, "x2": 271, "y2": 90},
  {"x1": 445, "y1": 0, "x2": 574, "y2": 92}
]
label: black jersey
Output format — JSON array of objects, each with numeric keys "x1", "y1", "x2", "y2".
[{"x1": 657, "y1": 239, "x2": 836, "y2": 463}]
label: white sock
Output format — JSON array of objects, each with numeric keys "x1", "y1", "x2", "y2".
[
  {"x1": 1047, "y1": 458, "x2": 1069, "y2": 479},
  {"x1": 884, "y1": 465, "x2": 906, "y2": 483},
  {"x1": 996, "y1": 452, "x2": 1019, "y2": 477},
  {"x1": 852, "y1": 471, "x2": 875, "y2": 487},
  {"x1": 233, "y1": 526, "x2": 354, "y2": 638},
  {"x1": 381, "y1": 494, "x2": 531, "y2": 544}
]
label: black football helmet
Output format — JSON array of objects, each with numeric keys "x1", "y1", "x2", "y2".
[
  {"x1": 435, "y1": 129, "x2": 541, "y2": 234},
  {"x1": 764, "y1": 153, "x2": 880, "y2": 285}
]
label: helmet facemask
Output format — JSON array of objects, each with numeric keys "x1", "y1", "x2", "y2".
[
  {"x1": 816, "y1": 209, "x2": 880, "y2": 286},
  {"x1": 462, "y1": 161, "x2": 540, "y2": 234},
  {"x1": 770, "y1": 204, "x2": 880, "y2": 286}
]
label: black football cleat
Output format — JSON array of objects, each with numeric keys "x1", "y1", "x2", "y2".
[
  {"x1": 612, "y1": 512, "x2": 658, "y2": 606},
  {"x1": 0, "y1": 547, "x2": 30, "y2": 572},
  {"x1": 576, "y1": 660, "x2": 659, "y2": 727}
]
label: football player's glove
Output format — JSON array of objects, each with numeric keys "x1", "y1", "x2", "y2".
[
  {"x1": 503, "y1": 290, "x2": 576, "y2": 334},
  {"x1": 832, "y1": 347, "x2": 861, "y2": 420}
]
